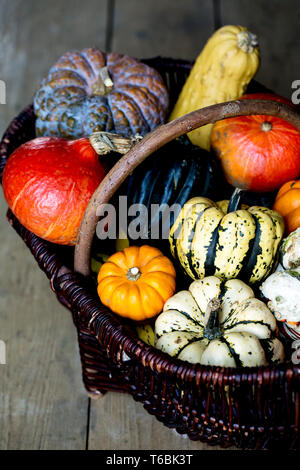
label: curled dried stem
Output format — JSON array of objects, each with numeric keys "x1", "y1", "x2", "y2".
[{"x1": 89, "y1": 132, "x2": 143, "y2": 155}]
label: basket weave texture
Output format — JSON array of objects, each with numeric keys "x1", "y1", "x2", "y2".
[{"x1": 0, "y1": 58, "x2": 299, "y2": 450}]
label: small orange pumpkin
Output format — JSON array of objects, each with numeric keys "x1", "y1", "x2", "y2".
[
  {"x1": 273, "y1": 180, "x2": 300, "y2": 233},
  {"x1": 97, "y1": 246, "x2": 176, "y2": 321}
]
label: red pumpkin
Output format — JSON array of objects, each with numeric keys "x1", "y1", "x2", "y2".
[
  {"x1": 211, "y1": 93, "x2": 300, "y2": 192},
  {"x1": 2, "y1": 137, "x2": 106, "y2": 245}
]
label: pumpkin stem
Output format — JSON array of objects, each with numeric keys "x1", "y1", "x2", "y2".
[
  {"x1": 227, "y1": 187, "x2": 245, "y2": 213},
  {"x1": 261, "y1": 121, "x2": 272, "y2": 132},
  {"x1": 127, "y1": 266, "x2": 142, "y2": 281},
  {"x1": 89, "y1": 132, "x2": 143, "y2": 155},
  {"x1": 203, "y1": 298, "x2": 222, "y2": 340},
  {"x1": 92, "y1": 66, "x2": 114, "y2": 96}
]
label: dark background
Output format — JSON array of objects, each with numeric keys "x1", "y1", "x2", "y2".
[{"x1": 0, "y1": 0, "x2": 299, "y2": 450}]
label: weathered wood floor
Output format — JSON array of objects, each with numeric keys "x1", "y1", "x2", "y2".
[{"x1": 0, "y1": 0, "x2": 299, "y2": 450}]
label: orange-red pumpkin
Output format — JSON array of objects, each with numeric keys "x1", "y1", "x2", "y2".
[
  {"x1": 211, "y1": 93, "x2": 300, "y2": 192},
  {"x1": 2, "y1": 137, "x2": 106, "y2": 245},
  {"x1": 97, "y1": 246, "x2": 176, "y2": 321},
  {"x1": 273, "y1": 180, "x2": 300, "y2": 233}
]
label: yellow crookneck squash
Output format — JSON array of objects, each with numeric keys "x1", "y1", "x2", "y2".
[{"x1": 169, "y1": 25, "x2": 260, "y2": 150}]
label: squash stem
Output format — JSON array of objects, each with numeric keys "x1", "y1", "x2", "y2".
[
  {"x1": 92, "y1": 66, "x2": 114, "y2": 96},
  {"x1": 203, "y1": 298, "x2": 222, "y2": 340},
  {"x1": 237, "y1": 31, "x2": 258, "y2": 54},
  {"x1": 261, "y1": 121, "x2": 272, "y2": 132},
  {"x1": 89, "y1": 132, "x2": 143, "y2": 155},
  {"x1": 227, "y1": 187, "x2": 245, "y2": 213},
  {"x1": 127, "y1": 267, "x2": 141, "y2": 281}
]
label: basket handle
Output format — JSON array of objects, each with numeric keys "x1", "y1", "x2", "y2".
[{"x1": 74, "y1": 98, "x2": 300, "y2": 276}]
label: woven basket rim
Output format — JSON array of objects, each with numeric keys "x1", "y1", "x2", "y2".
[{"x1": 0, "y1": 57, "x2": 299, "y2": 385}]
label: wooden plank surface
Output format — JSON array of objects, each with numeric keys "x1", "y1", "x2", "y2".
[
  {"x1": 0, "y1": 0, "x2": 299, "y2": 451},
  {"x1": 0, "y1": 196, "x2": 88, "y2": 450},
  {"x1": 0, "y1": 0, "x2": 108, "y2": 450},
  {"x1": 89, "y1": 392, "x2": 228, "y2": 450}
]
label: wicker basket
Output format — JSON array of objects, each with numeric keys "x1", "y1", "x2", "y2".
[{"x1": 1, "y1": 58, "x2": 299, "y2": 450}]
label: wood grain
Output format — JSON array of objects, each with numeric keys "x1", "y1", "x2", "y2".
[
  {"x1": 0, "y1": 0, "x2": 108, "y2": 450},
  {"x1": 0, "y1": 194, "x2": 88, "y2": 450},
  {"x1": 0, "y1": 0, "x2": 107, "y2": 138},
  {"x1": 89, "y1": 392, "x2": 225, "y2": 450},
  {"x1": 112, "y1": 0, "x2": 214, "y2": 59}
]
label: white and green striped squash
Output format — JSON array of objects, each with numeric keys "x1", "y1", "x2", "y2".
[
  {"x1": 154, "y1": 276, "x2": 284, "y2": 367},
  {"x1": 169, "y1": 192, "x2": 284, "y2": 285}
]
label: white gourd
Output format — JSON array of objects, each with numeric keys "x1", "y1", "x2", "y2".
[
  {"x1": 261, "y1": 228, "x2": 300, "y2": 335},
  {"x1": 154, "y1": 276, "x2": 284, "y2": 367}
]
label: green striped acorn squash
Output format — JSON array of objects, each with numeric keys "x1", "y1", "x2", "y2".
[
  {"x1": 169, "y1": 188, "x2": 285, "y2": 285},
  {"x1": 154, "y1": 276, "x2": 284, "y2": 367},
  {"x1": 125, "y1": 137, "x2": 225, "y2": 247}
]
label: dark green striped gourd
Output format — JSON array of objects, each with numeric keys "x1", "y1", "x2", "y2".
[
  {"x1": 155, "y1": 276, "x2": 284, "y2": 367},
  {"x1": 169, "y1": 189, "x2": 285, "y2": 285},
  {"x1": 126, "y1": 137, "x2": 221, "y2": 246}
]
